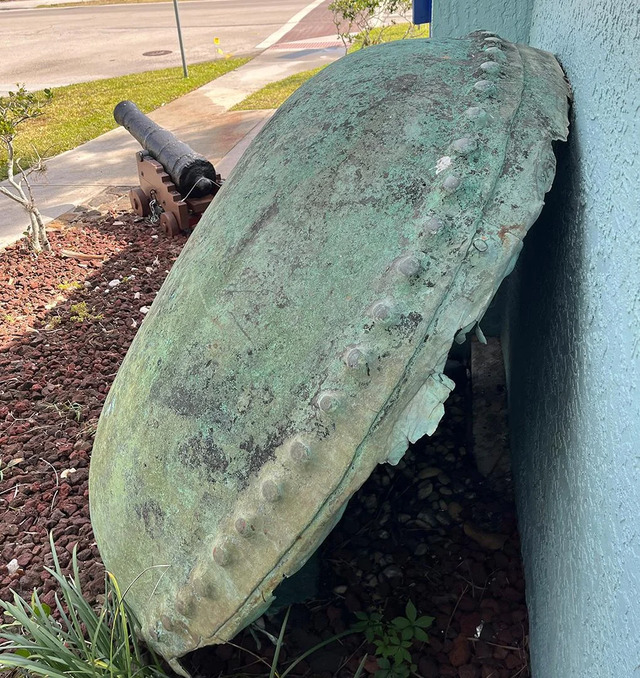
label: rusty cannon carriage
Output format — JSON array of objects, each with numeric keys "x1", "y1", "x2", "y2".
[{"x1": 114, "y1": 100, "x2": 222, "y2": 237}]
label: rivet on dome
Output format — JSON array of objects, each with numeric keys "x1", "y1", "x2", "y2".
[
  {"x1": 473, "y1": 238, "x2": 489, "y2": 252},
  {"x1": 235, "y1": 517, "x2": 254, "y2": 537},
  {"x1": 370, "y1": 300, "x2": 391, "y2": 321},
  {"x1": 484, "y1": 46, "x2": 507, "y2": 62},
  {"x1": 480, "y1": 61, "x2": 501, "y2": 76},
  {"x1": 451, "y1": 137, "x2": 477, "y2": 155},
  {"x1": 192, "y1": 575, "x2": 216, "y2": 599},
  {"x1": 175, "y1": 593, "x2": 194, "y2": 617},
  {"x1": 395, "y1": 254, "x2": 421, "y2": 276},
  {"x1": 262, "y1": 479, "x2": 281, "y2": 502},
  {"x1": 290, "y1": 440, "x2": 311, "y2": 462},
  {"x1": 465, "y1": 106, "x2": 489, "y2": 125},
  {"x1": 473, "y1": 80, "x2": 497, "y2": 96},
  {"x1": 343, "y1": 346, "x2": 365, "y2": 368},
  {"x1": 212, "y1": 543, "x2": 231, "y2": 566},
  {"x1": 443, "y1": 175, "x2": 462, "y2": 193},
  {"x1": 317, "y1": 391, "x2": 340, "y2": 413},
  {"x1": 425, "y1": 216, "x2": 443, "y2": 234}
]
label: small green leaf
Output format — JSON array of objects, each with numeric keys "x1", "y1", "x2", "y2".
[
  {"x1": 397, "y1": 647, "x2": 412, "y2": 664},
  {"x1": 392, "y1": 616, "x2": 410, "y2": 629},
  {"x1": 416, "y1": 615, "x2": 434, "y2": 628},
  {"x1": 401, "y1": 626, "x2": 413, "y2": 641},
  {"x1": 405, "y1": 600, "x2": 417, "y2": 622},
  {"x1": 414, "y1": 626, "x2": 429, "y2": 642}
]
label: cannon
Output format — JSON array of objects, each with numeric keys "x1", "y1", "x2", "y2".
[{"x1": 114, "y1": 100, "x2": 221, "y2": 236}]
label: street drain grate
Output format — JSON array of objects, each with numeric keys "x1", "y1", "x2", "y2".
[{"x1": 143, "y1": 50, "x2": 173, "y2": 57}]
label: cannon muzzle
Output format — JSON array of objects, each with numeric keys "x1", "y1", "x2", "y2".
[{"x1": 114, "y1": 100, "x2": 216, "y2": 198}]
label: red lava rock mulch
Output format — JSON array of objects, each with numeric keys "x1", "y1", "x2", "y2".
[
  {"x1": 0, "y1": 198, "x2": 185, "y2": 606},
  {"x1": 0, "y1": 197, "x2": 530, "y2": 678}
]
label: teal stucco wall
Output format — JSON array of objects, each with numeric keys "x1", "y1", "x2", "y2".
[
  {"x1": 434, "y1": 2, "x2": 640, "y2": 676},
  {"x1": 432, "y1": 0, "x2": 532, "y2": 43}
]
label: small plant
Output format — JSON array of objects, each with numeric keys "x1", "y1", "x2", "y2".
[
  {"x1": 352, "y1": 601, "x2": 433, "y2": 678},
  {"x1": 57, "y1": 280, "x2": 83, "y2": 292},
  {"x1": 3, "y1": 314, "x2": 16, "y2": 324},
  {"x1": 46, "y1": 400, "x2": 84, "y2": 422},
  {"x1": 45, "y1": 314, "x2": 63, "y2": 329},
  {"x1": 0, "y1": 534, "x2": 171, "y2": 678},
  {"x1": 0, "y1": 85, "x2": 53, "y2": 253},
  {"x1": 69, "y1": 301, "x2": 103, "y2": 323},
  {"x1": 329, "y1": 0, "x2": 416, "y2": 53}
]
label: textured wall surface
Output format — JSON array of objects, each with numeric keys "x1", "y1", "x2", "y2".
[
  {"x1": 432, "y1": 0, "x2": 533, "y2": 43},
  {"x1": 433, "y1": 1, "x2": 640, "y2": 675},
  {"x1": 504, "y1": 4, "x2": 640, "y2": 676}
]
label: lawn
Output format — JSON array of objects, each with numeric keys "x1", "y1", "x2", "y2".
[
  {"x1": 1, "y1": 57, "x2": 249, "y2": 180},
  {"x1": 232, "y1": 23, "x2": 430, "y2": 112}
]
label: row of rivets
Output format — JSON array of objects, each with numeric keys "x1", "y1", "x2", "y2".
[
  {"x1": 207, "y1": 36, "x2": 501, "y2": 578},
  {"x1": 473, "y1": 36, "x2": 503, "y2": 95},
  {"x1": 474, "y1": 36, "x2": 504, "y2": 254},
  {"x1": 211, "y1": 441, "x2": 310, "y2": 566}
]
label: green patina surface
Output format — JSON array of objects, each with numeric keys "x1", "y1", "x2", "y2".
[{"x1": 89, "y1": 34, "x2": 569, "y2": 670}]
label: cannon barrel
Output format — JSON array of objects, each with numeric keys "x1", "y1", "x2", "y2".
[{"x1": 114, "y1": 100, "x2": 216, "y2": 199}]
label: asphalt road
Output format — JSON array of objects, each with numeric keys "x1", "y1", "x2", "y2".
[{"x1": 0, "y1": 0, "x2": 335, "y2": 93}]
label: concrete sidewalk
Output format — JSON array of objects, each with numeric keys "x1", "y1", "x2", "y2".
[{"x1": 0, "y1": 37, "x2": 343, "y2": 250}]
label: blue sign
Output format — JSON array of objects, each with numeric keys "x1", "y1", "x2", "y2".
[{"x1": 413, "y1": 0, "x2": 432, "y2": 25}]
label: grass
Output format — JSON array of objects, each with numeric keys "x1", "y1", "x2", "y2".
[
  {"x1": 232, "y1": 23, "x2": 430, "y2": 112},
  {"x1": 0, "y1": 534, "x2": 369, "y2": 678},
  {"x1": 0, "y1": 534, "x2": 171, "y2": 678},
  {"x1": 231, "y1": 67, "x2": 326, "y2": 111},
  {"x1": 1, "y1": 57, "x2": 249, "y2": 180}
]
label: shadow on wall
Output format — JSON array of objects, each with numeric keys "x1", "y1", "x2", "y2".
[{"x1": 502, "y1": 105, "x2": 596, "y2": 672}]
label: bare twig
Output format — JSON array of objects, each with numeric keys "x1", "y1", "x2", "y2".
[{"x1": 444, "y1": 583, "x2": 469, "y2": 642}]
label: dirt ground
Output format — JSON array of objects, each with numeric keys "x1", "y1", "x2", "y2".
[{"x1": 0, "y1": 196, "x2": 530, "y2": 678}]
